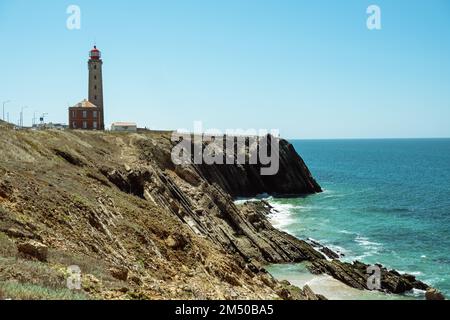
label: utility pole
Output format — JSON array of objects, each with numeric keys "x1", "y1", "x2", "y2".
[
  {"x1": 32, "y1": 111, "x2": 39, "y2": 127},
  {"x1": 2, "y1": 100, "x2": 11, "y2": 121},
  {"x1": 20, "y1": 106, "x2": 28, "y2": 128}
]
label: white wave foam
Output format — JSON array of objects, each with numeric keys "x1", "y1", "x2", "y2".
[
  {"x1": 355, "y1": 236, "x2": 382, "y2": 247},
  {"x1": 339, "y1": 229, "x2": 356, "y2": 235},
  {"x1": 354, "y1": 235, "x2": 383, "y2": 260},
  {"x1": 267, "y1": 202, "x2": 301, "y2": 231},
  {"x1": 398, "y1": 270, "x2": 423, "y2": 276},
  {"x1": 234, "y1": 193, "x2": 271, "y2": 205},
  {"x1": 412, "y1": 288, "x2": 426, "y2": 295},
  {"x1": 321, "y1": 189, "x2": 344, "y2": 199}
]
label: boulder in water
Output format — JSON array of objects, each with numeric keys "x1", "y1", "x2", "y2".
[{"x1": 425, "y1": 288, "x2": 445, "y2": 300}]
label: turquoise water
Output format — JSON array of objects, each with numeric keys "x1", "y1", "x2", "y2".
[{"x1": 269, "y1": 139, "x2": 450, "y2": 297}]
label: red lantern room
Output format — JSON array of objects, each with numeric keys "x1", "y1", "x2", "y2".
[{"x1": 89, "y1": 46, "x2": 101, "y2": 60}]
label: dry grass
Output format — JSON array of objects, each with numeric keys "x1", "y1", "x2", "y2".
[
  {"x1": 0, "y1": 257, "x2": 65, "y2": 288},
  {"x1": 0, "y1": 232, "x2": 17, "y2": 257},
  {"x1": 47, "y1": 249, "x2": 116, "y2": 283},
  {"x1": 0, "y1": 255, "x2": 90, "y2": 300},
  {"x1": 0, "y1": 281, "x2": 89, "y2": 300}
]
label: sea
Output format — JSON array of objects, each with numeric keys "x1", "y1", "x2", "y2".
[{"x1": 265, "y1": 139, "x2": 450, "y2": 300}]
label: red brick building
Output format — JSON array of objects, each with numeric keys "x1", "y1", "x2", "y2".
[{"x1": 68, "y1": 100, "x2": 102, "y2": 130}]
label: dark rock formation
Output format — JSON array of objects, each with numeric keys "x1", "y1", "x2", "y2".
[
  {"x1": 307, "y1": 259, "x2": 430, "y2": 294},
  {"x1": 103, "y1": 164, "x2": 323, "y2": 265},
  {"x1": 53, "y1": 148, "x2": 86, "y2": 167},
  {"x1": 425, "y1": 288, "x2": 445, "y2": 300},
  {"x1": 194, "y1": 138, "x2": 322, "y2": 197},
  {"x1": 276, "y1": 281, "x2": 327, "y2": 300},
  {"x1": 307, "y1": 238, "x2": 343, "y2": 260},
  {"x1": 17, "y1": 240, "x2": 48, "y2": 262},
  {"x1": 109, "y1": 266, "x2": 129, "y2": 281}
]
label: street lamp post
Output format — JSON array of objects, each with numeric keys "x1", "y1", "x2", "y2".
[
  {"x1": 20, "y1": 106, "x2": 28, "y2": 128},
  {"x1": 33, "y1": 111, "x2": 39, "y2": 127},
  {"x1": 2, "y1": 100, "x2": 11, "y2": 121}
]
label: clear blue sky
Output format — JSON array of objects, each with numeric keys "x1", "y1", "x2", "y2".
[{"x1": 1, "y1": 0, "x2": 449, "y2": 139}]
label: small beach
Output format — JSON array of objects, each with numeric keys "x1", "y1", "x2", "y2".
[{"x1": 267, "y1": 263, "x2": 421, "y2": 300}]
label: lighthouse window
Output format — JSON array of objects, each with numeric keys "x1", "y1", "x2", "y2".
[
  {"x1": 94, "y1": 76, "x2": 97, "y2": 80},
  {"x1": 94, "y1": 65, "x2": 97, "y2": 70},
  {"x1": 94, "y1": 85, "x2": 97, "y2": 90}
]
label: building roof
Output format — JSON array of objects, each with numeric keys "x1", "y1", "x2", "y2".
[
  {"x1": 70, "y1": 99, "x2": 98, "y2": 109},
  {"x1": 111, "y1": 122, "x2": 137, "y2": 127}
]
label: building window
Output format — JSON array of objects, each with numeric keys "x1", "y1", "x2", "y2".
[
  {"x1": 73, "y1": 122, "x2": 76, "y2": 129},
  {"x1": 93, "y1": 111, "x2": 97, "y2": 118},
  {"x1": 72, "y1": 111, "x2": 75, "y2": 117},
  {"x1": 83, "y1": 121, "x2": 87, "y2": 129},
  {"x1": 82, "y1": 111, "x2": 87, "y2": 118},
  {"x1": 93, "y1": 121, "x2": 97, "y2": 129}
]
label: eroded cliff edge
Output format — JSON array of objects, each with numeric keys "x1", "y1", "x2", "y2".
[
  {"x1": 195, "y1": 138, "x2": 322, "y2": 197},
  {"x1": 0, "y1": 126, "x2": 436, "y2": 300}
]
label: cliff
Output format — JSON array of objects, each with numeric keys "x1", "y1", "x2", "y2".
[
  {"x1": 195, "y1": 138, "x2": 322, "y2": 197},
  {"x1": 0, "y1": 127, "x2": 434, "y2": 300},
  {"x1": 0, "y1": 128, "x2": 324, "y2": 300}
]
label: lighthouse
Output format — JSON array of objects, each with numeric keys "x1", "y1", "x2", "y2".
[
  {"x1": 69, "y1": 46, "x2": 105, "y2": 130},
  {"x1": 88, "y1": 47, "x2": 104, "y2": 109},
  {"x1": 88, "y1": 46, "x2": 104, "y2": 129}
]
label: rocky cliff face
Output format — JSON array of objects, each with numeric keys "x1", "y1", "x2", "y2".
[
  {"x1": 194, "y1": 138, "x2": 322, "y2": 197},
  {"x1": 0, "y1": 127, "x2": 436, "y2": 300},
  {"x1": 0, "y1": 128, "x2": 325, "y2": 300}
]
